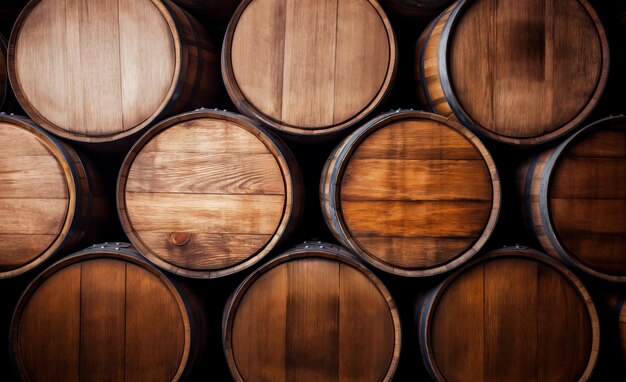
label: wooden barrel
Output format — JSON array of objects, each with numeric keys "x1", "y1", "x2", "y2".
[
  {"x1": 171, "y1": 0, "x2": 241, "y2": 22},
  {"x1": 8, "y1": 0, "x2": 219, "y2": 143},
  {"x1": 0, "y1": 115, "x2": 108, "y2": 278},
  {"x1": 118, "y1": 109, "x2": 303, "y2": 278},
  {"x1": 223, "y1": 242, "x2": 401, "y2": 382},
  {"x1": 518, "y1": 116, "x2": 626, "y2": 282},
  {"x1": 417, "y1": 246, "x2": 599, "y2": 382},
  {"x1": 321, "y1": 110, "x2": 500, "y2": 277},
  {"x1": 380, "y1": 0, "x2": 454, "y2": 18},
  {"x1": 11, "y1": 243, "x2": 205, "y2": 382},
  {"x1": 416, "y1": 0, "x2": 609, "y2": 145},
  {"x1": 222, "y1": 0, "x2": 397, "y2": 138}
]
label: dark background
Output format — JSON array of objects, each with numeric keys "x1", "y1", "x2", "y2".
[{"x1": 1, "y1": 0, "x2": 626, "y2": 380}]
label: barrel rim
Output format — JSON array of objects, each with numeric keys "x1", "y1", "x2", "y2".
[
  {"x1": 222, "y1": 242, "x2": 402, "y2": 382},
  {"x1": 7, "y1": 0, "x2": 184, "y2": 143},
  {"x1": 10, "y1": 243, "x2": 194, "y2": 382},
  {"x1": 541, "y1": 115, "x2": 626, "y2": 282},
  {"x1": 419, "y1": 246, "x2": 600, "y2": 382},
  {"x1": 322, "y1": 109, "x2": 501, "y2": 277},
  {"x1": 436, "y1": 0, "x2": 610, "y2": 145},
  {"x1": 117, "y1": 109, "x2": 297, "y2": 279},
  {"x1": 221, "y1": 0, "x2": 398, "y2": 137},
  {"x1": 0, "y1": 115, "x2": 81, "y2": 278}
]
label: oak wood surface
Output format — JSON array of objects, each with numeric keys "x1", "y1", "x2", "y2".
[
  {"x1": 11, "y1": 244, "x2": 201, "y2": 382},
  {"x1": 416, "y1": 0, "x2": 609, "y2": 145},
  {"x1": 0, "y1": 115, "x2": 108, "y2": 278},
  {"x1": 419, "y1": 247, "x2": 599, "y2": 382},
  {"x1": 520, "y1": 116, "x2": 626, "y2": 282},
  {"x1": 321, "y1": 110, "x2": 499, "y2": 277},
  {"x1": 9, "y1": 0, "x2": 219, "y2": 142},
  {"x1": 118, "y1": 110, "x2": 302, "y2": 278},
  {"x1": 223, "y1": 243, "x2": 401, "y2": 382},
  {"x1": 222, "y1": 0, "x2": 396, "y2": 137}
]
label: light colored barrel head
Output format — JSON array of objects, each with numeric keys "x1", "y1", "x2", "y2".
[
  {"x1": 224, "y1": 0, "x2": 396, "y2": 135},
  {"x1": 10, "y1": 0, "x2": 178, "y2": 141}
]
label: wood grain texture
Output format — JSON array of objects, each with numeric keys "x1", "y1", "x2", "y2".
[
  {"x1": 321, "y1": 110, "x2": 499, "y2": 276},
  {"x1": 0, "y1": 116, "x2": 109, "y2": 278},
  {"x1": 520, "y1": 116, "x2": 626, "y2": 282},
  {"x1": 9, "y1": 0, "x2": 219, "y2": 142},
  {"x1": 224, "y1": 243, "x2": 401, "y2": 382},
  {"x1": 118, "y1": 110, "x2": 303, "y2": 278},
  {"x1": 416, "y1": 0, "x2": 609, "y2": 145},
  {"x1": 11, "y1": 245, "x2": 200, "y2": 382},
  {"x1": 223, "y1": 0, "x2": 396, "y2": 137},
  {"x1": 419, "y1": 247, "x2": 599, "y2": 382}
]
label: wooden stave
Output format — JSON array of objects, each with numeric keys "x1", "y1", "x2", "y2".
[
  {"x1": 117, "y1": 109, "x2": 304, "y2": 279},
  {"x1": 415, "y1": 0, "x2": 610, "y2": 146},
  {"x1": 0, "y1": 114, "x2": 109, "y2": 279},
  {"x1": 10, "y1": 242, "x2": 207, "y2": 382},
  {"x1": 416, "y1": 246, "x2": 600, "y2": 382},
  {"x1": 221, "y1": 0, "x2": 398, "y2": 139},
  {"x1": 221, "y1": 242, "x2": 402, "y2": 382},
  {"x1": 7, "y1": 0, "x2": 219, "y2": 143},
  {"x1": 320, "y1": 109, "x2": 501, "y2": 277},
  {"x1": 518, "y1": 115, "x2": 626, "y2": 282}
]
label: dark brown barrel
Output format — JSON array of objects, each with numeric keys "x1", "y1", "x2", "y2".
[
  {"x1": 0, "y1": 114, "x2": 108, "y2": 278},
  {"x1": 417, "y1": 246, "x2": 599, "y2": 382},
  {"x1": 321, "y1": 110, "x2": 500, "y2": 277},
  {"x1": 8, "y1": 0, "x2": 219, "y2": 143},
  {"x1": 416, "y1": 0, "x2": 609, "y2": 145},
  {"x1": 223, "y1": 242, "x2": 401, "y2": 382},
  {"x1": 380, "y1": 0, "x2": 454, "y2": 18},
  {"x1": 118, "y1": 109, "x2": 303, "y2": 278},
  {"x1": 222, "y1": 0, "x2": 397, "y2": 139},
  {"x1": 11, "y1": 243, "x2": 206, "y2": 382},
  {"x1": 518, "y1": 116, "x2": 626, "y2": 282},
  {"x1": 171, "y1": 0, "x2": 241, "y2": 22}
]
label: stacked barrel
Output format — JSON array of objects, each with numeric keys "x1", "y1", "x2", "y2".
[{"x1": 0, "y1": 0, "x2": 624, "y2": 381}]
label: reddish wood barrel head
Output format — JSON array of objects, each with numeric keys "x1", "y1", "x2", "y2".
[
  {"x1": 9, "y1": 0, "x2": 218, "y2": 142},
  {"x1": 416, "y1": 0, "x2": 609, "y2": 145},
  {"x1": 321, "y1": 110, "x2": 500, "y2": 277},
  {"x1": 0, "y1": 116, "x2": 74, "y2": 277},
  {"x1": 118, "y1": 110, "x2": 302, "y2": 278},
  {"x1": 418, "y1": 247, "x2": 599, "y2": 382},
  {"x1": 223, "y1": 243, "x2": 401, "y2": 382},
  {"x1": 222, "y1": 0, "x2": 397, "y2": 137},
  {"x1": 11, "y1": 244, "x2": 197, "y2": 382},
  {"x1": 521, "y1": 116, "x2": 626, "y2": 282}
]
